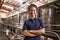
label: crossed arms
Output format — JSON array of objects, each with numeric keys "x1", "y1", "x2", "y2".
[{"x1": 22, "y1": 27, "x2": 45, "y2": 37}]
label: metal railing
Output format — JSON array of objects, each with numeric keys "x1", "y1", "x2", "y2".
[{"x1": 42, "y1": 31, "x2": 60, "y2": 40}]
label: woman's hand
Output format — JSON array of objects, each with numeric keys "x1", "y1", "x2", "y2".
[
  {"x1": 27, "y1": 28, "x2": 45, "y2": 35},
  {"x1": 22, "y1": 30, "x2": 37, "y2": 37}
]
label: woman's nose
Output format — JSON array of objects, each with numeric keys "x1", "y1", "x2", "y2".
[{"x1": 32, "y1": 11, "x2": 35, "y2": 14}]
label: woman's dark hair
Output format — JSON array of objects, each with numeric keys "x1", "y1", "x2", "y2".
[{"x1": 28, "y1": 4, "x2": 38, "y2": 11}]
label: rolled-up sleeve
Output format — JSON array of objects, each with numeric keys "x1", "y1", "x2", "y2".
[
  {"x1": 22, "y1": 21, "x2": 27, "y2": 31},
  {"x1": 39, "y1": 19, "x2": 45, "y2": 28}
]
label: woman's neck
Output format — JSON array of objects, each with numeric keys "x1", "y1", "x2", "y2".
[{"x1": 29, "y1": 16, "x2": 35, "y2": 19}]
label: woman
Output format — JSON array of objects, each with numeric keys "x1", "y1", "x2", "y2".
[{"x1": 22, "y1": 4, "x2": 45, "y2": 40}]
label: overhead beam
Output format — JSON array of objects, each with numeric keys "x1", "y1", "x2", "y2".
[
  {"x1": 54, "y1": 3, "x2": 60, "y2": 8},
  {"x1": 39, "y1": 0, "x2": 60, "y2": 8}
]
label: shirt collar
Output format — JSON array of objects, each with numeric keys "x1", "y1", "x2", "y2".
[{"x1": 29, "y1": 18, "x2": 36, "y2": 21}]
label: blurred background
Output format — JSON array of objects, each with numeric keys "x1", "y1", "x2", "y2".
[{"x1": 0, "y1": 0, "x2": 60, "y2": 40}]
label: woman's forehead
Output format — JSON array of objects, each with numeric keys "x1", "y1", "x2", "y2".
[{"x1": 30, "y1": 7, "x2": 37, "y2": 10}]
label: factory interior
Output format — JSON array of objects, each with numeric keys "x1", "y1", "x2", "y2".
[{"x1": 0, "y1": 0, "x2": 60, "y2": 40}]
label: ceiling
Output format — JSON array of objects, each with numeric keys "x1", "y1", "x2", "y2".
[{"x1": 0, "y1": 0, "x2": 57, "y2": 18}]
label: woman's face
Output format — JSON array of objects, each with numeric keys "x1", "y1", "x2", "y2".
[{"x1": 28, "y1": 7, "x2": 37, "y2": 18}]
